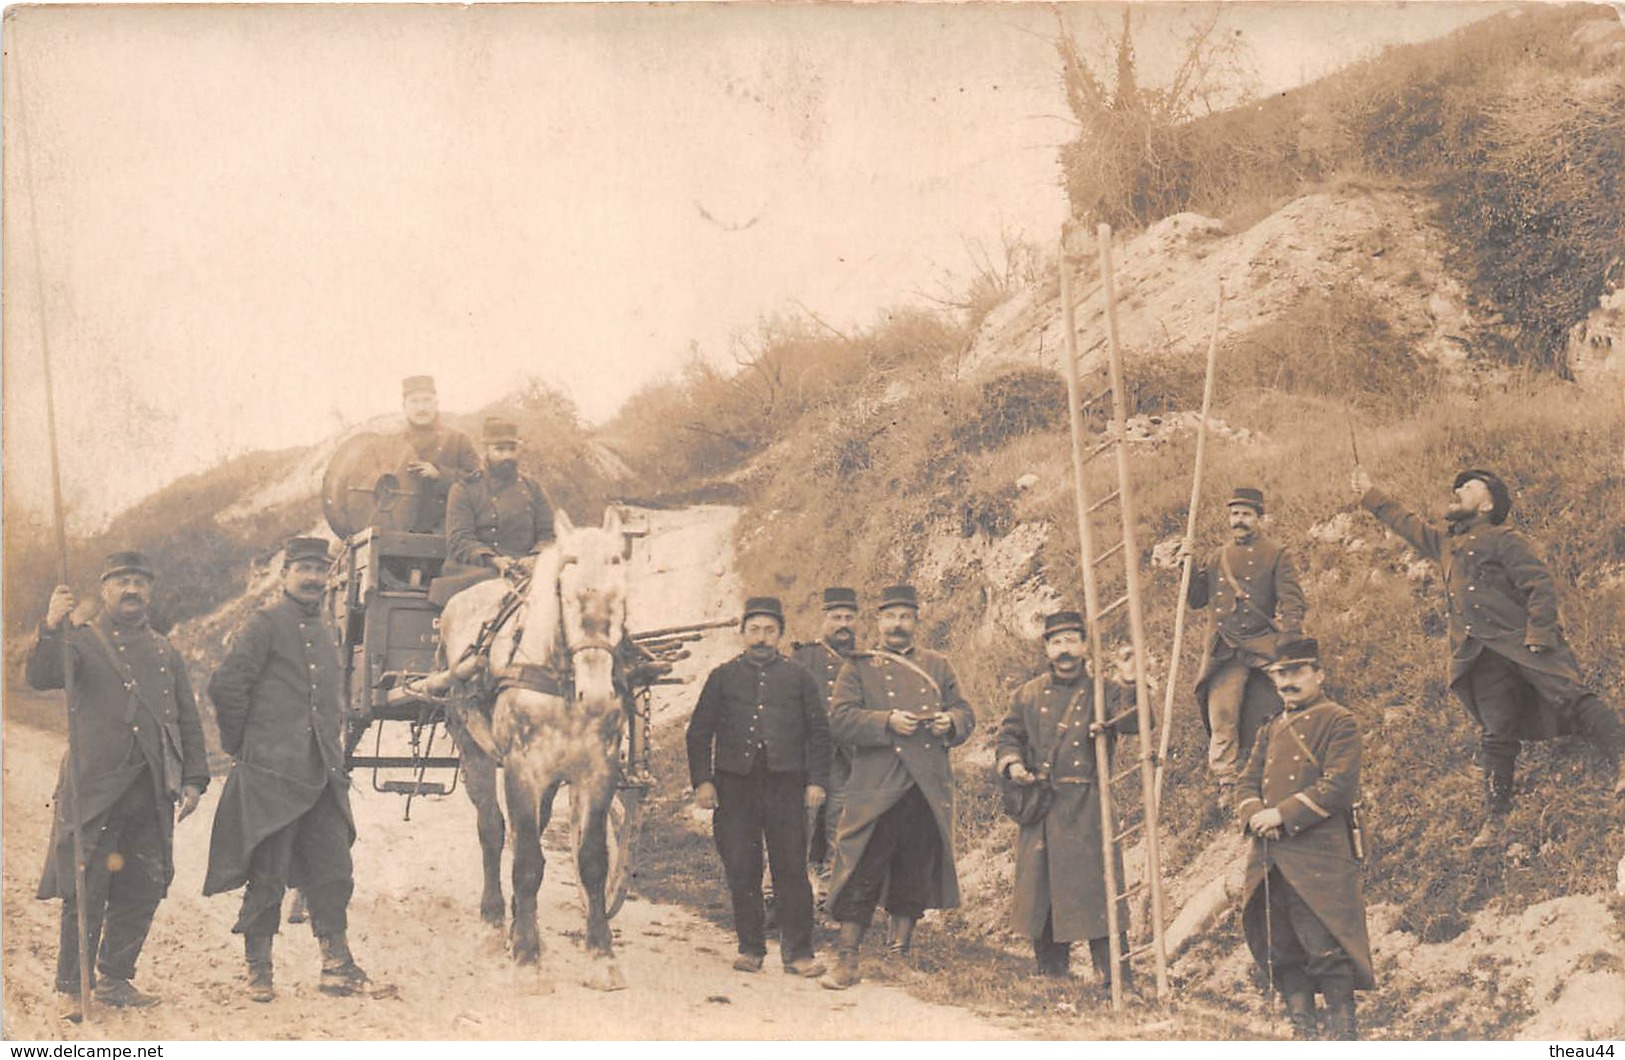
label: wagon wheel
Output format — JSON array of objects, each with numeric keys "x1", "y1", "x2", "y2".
[{"x1": 573, "y1": 785, "x2": 646, "y2": 920}]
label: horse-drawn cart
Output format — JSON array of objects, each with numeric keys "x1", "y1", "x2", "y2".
[{"x1": 317, "y1": 434, "x2": 703, "y2": 921}]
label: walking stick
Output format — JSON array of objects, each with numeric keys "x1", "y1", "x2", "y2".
[
  {"x1": 12, "y1": 34, "x2": 94, "y2": 1018},
  {"x1": 1154, "y1": 279, "x2": 1224, "y2": 812},
  {"x1": 1261, "y1": 836, "x2": 1277, "y2": 1020}
]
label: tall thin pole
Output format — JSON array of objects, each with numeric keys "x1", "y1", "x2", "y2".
[
  {"x1": 1155, "y1": 279, "x2": 1223, "y2": 812},
  {"x1": 12, "y1": 23, "x2": 94, "y2": 1018}
]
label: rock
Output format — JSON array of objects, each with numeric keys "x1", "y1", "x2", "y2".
[{"x1": 1015, "y1": 473, "x2": 1040, "y2": 491}]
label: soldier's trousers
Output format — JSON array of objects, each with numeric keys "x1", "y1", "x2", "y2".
[
  {"x1": 1256, "y1": 867, "x2": 1353, "y2": 1000},
  {"x1": 713, "y1": 764, "x2": 815, "y2": 962},
  {"x1": 235, "y1": 786, "x2": 354, "y2": 938},
  {"x1": 56, "y1": 774, "x2": 167, "y2": 993},
  {"x1": 1470, "y1": 649, "x2": 1624, "y2": 811},
  {"x1": 830, "y1": 784, "x2": 938, "y2": 926},
  {"x1": 1206, "y1": 658, "x2": 1254, "y2": 785}
]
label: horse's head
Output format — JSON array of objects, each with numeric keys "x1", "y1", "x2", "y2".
[{"x1": 553, "y1": 507, "x2": 629, "y2": 715}]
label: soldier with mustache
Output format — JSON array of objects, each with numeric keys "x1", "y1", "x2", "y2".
[
  {"x1": 396, "y1": 375, "x2": 478, "y2": 535},
  {"x1": 1237, "y1": 638, "x2": 1373, "y2": 1040},
  {"x1": 429, "y1": 416, "x2": 556, "y2": 607},
  {"x1": 27, "y1": 553, "x2": 210, "y2": 1021},
  {"x1": 995, "y1": 610, "x2": 1142, "y2": 990},
  {"x1": 1354, "y1": 468, "x2": 1625, "y2": 849},
  {"x1": 1180, "y1": 486, "x2": 1307, "y2": 813},
  {"x1": 204, "y1": 537, "x2": 369, "y2": 1002}
]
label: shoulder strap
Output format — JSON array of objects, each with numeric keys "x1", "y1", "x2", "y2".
[
  {"x1": 87, "y1": 623, "x2": 143, "y2": 724},
  {"x1": 1276, "y1": 709, "x2": 1321, "y2": 770},
  {"x1": 877, "y1": 649, "x2": 942, "y2": 701},
  {"x1": 1219, "y1": 548, "x2": 1283, "y2": 632}
]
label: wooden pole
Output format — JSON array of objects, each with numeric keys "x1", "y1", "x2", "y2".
[
  {"x1": 1155, "y1": 279, "x2": 1224, "y2": 812},
  {"x1": 12, "y1": 30, "x2": 94, "y2": 1018}
]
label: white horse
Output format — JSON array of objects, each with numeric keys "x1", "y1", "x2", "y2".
[{"x1": 437, "y1": 508, "x2": 630, "y2": 989}]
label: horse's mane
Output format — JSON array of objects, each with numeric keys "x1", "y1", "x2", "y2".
[{"x1": 512, "y1": 540, "x2": 563, "y2": 669}]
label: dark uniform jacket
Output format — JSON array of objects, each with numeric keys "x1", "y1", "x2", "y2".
[
  {"x1": 401, "y1": 421, "x2": 479, "y2": 534},
  {"x1": 204, "y1": 594, "x2": 354, "y2": 895},
  {"x1": 445, "y1": 469, "x2": 555, "y2": 569},
  {"x1": 686, "y1": 653, "x2": 831, "y2": 790},
  {"x1": 1188, "y1": 535, "x2": 1306, "y2": 732},
  {"x1": 790, "y1": 639, "x2": 856, "y2": 793},
  {"x1": 995, "y1": 670, "x2": 1136, "y2": 943},
  {"x1": 27, "y1": 616, "x2": 210, "y2": 900},
  {"x1": 1236, "y1": 694, "x2": 1374, "y2": 989},
  {"x1": 826, "y1": 646, "x2": 975, "y2": 913},
  {"x1": 1362, "y1": 488, "x2": 1592, "y2": 739}
]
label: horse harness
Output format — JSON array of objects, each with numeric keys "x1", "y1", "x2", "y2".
[{"x1": 455, "y1": 564, "x2": 620, "y2": 703}]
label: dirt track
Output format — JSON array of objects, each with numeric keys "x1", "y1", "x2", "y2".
[{"x1": 1, "y1": 505, "x2": 1015, "y2": 1040}]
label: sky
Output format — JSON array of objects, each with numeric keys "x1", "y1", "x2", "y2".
[{"x1": 2, "y1": 2, "x2": 1508, "y2": 531}]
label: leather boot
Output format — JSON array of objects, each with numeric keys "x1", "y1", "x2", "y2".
[
  {"x1": 245, "y1": 934, "x2": 275, "y2": 1003},
  {"x1": 820, "y1": 922, "x2": 865, "y2": 990},
  {"x1": 317, "y1": 933, "x2": 370, "y2": 996},
  {"x1": 1324, "y1": 987, "x2": 1358, "y2": 1041},
  {"x1": 885, "y1": 914, "x2": 915, "y2": 959},
  {"x1": 1286, "y1": 990, "x2": 1317, "y2": 1040}
]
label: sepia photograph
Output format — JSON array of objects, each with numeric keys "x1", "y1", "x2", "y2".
[{"x1": 3, "y1": 0, "x2": 1622, "y2": 1044}]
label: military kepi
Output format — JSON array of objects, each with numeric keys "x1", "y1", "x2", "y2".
[
  {"x1": 483, "y1": 416, "x2": 520, "y2": 443},
  {"x1": 741, "y1": 596, "x2": 785, "y2": 627},
  {"x1": 401, "y1": 375, "x2": 436, "y2": 397},
  {"x1": 284, "y1": 537, "x2": 333, "y2": 566},
  {"x1": 878, "y1": 584, "x2": 919, "y2": 611},
  {"x1": 1267, "y1": 636, "x2": 1321, "y2": 671},
  {"x1": 821, "y1": 587, "x2": 859, "y2": 611},
  {"x1": 101, "y1": 551, "x2": 155, "y2": 581},
  {"x1": 1453, "y1": 468, "x2": 1511, "y2": 525},
  {"x1": 1042, "y1": 610, "x2": 1086, "y2": 639},
  {"x1": 1227, "y1": 486, "x2": 1266, "y2": 514}
]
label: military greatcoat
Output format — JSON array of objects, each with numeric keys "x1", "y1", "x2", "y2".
[
  {"x1": 1362, "y1": 488, "x2": 1594, "y2": 739},
  {"x1": 825, "y1": 647, "x2": 975, "y2": 913},
  {"x1": 1236, "y1": 695, "x2": 1375, "y2": 990},
  {"x1": 994, "y1": 671, "x2": 1137, "y2": 943},
  {"x1": 1188, "y1": 536, "x2": 1306, "y2": 733},
  {"x1": 401, "y1": 421, "x2": 479, "y2": 534},
  {"x1": 203, "y1": 594, "x2": 354, "y2": 895},
  {"x1": 790, "y1": 639, "x2": 855, "y2": 792},
  {"x1": 27, "y1": 616, "x2": 210, "y2": 899}
]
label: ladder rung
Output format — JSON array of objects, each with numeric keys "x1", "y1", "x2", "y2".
[
  {"x1": 1114, "y1": 819, "x2": 1144, "y2": 843},
  {"x1": 1114, "y1": 879, "x2": 1147, "y2": 900},
  {"x1": 1087, "y1": 489, "x2": 1122, "y2": 515},
  {"x1": 1092, "y1": 541, "x2": 1125, "y2": 567},
  {"x1": 1097, "y1": 593, "x2": 1130, "y2": 619},
  {"x1": 1112, "y1": 763, "x2": 1140, "y2": 785},
  {"x1": 1127, "y1": 939, "x2": 1161, "y2": 960},
  {"x1": 1084, "y1": 384, "x2": 1113, "y2": 409},
  {"x1": 1085, "y1": 438, "x2": 1116, "y2": 463}
]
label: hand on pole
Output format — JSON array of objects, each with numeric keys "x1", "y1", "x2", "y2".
[
  {"x1": 694, "y1": 781, "x2": 718, "y2": 810},
  {"x1": 888, "y1": 710, "x2": 921, "y2": 736},
  {"x1": 804, "y1": 785, "x2": 827, "y2": 810},
  {"x1": 1248, "y1": 806, "x2": 1285, "y2": 840},
  {"x1": 46, "y1": 585, "x2": 76, "y2": 630}
]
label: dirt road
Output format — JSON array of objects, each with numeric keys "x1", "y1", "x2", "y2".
[{"x1": 1, "y1": 505, "x2": 1015, "y2": 1040}]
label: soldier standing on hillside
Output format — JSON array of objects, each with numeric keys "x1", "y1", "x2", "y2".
[
  {"x1": 428, "y1": 416, "x2": 556, "y2": 606},
  {"x1": 790, "y1": 587, "x2": 861, "y2": 879},
  {"x1": 1180, "y1": 486, "x2": 1307, "y2": 812},
  {"x1": 1353, "y1": 468, "x2": 1625, "y2": 848},
  {"x1": 204, "y1": 537, "x2": 369, "y2": 1002},
  {"x1": 686, "y1": 597, "x2": 830, "y2": 977},
  {"x1": 995, "y1": 610, "x2": 1141, "y2": 989},
  {"x1": 397, "y1": 375, "x2": 479, "y2": 535},
  {"x1": 822, "y1": 585, "x2": 976, "y2": 990},
  {"x1": 1237, "y1": 638, "x2": 1373, "y2": 1041},
  {"x1": 27, "y1": 553, "x2": 210, "y2": 1021}
]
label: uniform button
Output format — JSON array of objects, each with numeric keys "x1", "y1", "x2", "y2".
[
  {"x1": 1288, "y1": 774, "x2": 1296, "y2": 781},
  {"x1": 132, "y1": 724, "x2": 139, "y2": 732},
  {"x1": 887, "y1": 691, "x2": 895, "y2": 698},
  {"x1": 1073, "y1": 760, "x2": 1081, "y2": 767},
  {"x1": 1040, "y1": 707, "x2": 1048, "y2": 713},
  {"x1": 923, "y1": 742, "x2": 932, "y2": 749},
  {"x1": 894, "y1": 747, "x2": 902, "y2": 754}
]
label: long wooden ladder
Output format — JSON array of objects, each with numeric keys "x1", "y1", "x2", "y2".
[{"x1": 1057, "y1": 222, "x2": 1170, "y2": 1011}]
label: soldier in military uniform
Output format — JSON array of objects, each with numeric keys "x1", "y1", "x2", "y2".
[
  {"x1": 789, "y1": 586, "x2": 860, "y2": 874},
  {"x1": 686, "y1": 597, "x2": 831, "y2": 977},
  {"x1": 1181, "y1": 486, "x2": 1307, "y2": 810},
  {"x1": 434, "y1": 415, "x2": 556, "y2": 598},
  {"x1": 27, "y1": 553, "x2": 210, "y2": 1021},
  {"x1": 1354, "y1": 468, "x2": 1625, "y2": 849},
  {"x1": 1237, "y1": 638, "x2": 1373, "y2": 1041},
  {"x1": 204, "y1": 537, "x2": 369, "y2": 1002},
  {"x1": 822, "y1": 585, "x2": 976, "y2": 990},
  {"x1": 995, "y1": 611, "x2": 1140, "y2": 988},
  {"x1": 398, "y1": 374, "x2": 478, "y2": 535}
]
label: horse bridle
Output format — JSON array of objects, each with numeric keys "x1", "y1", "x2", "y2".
[{"x1": 496, "y1": 550, "x2": 622, "y2": 698}]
